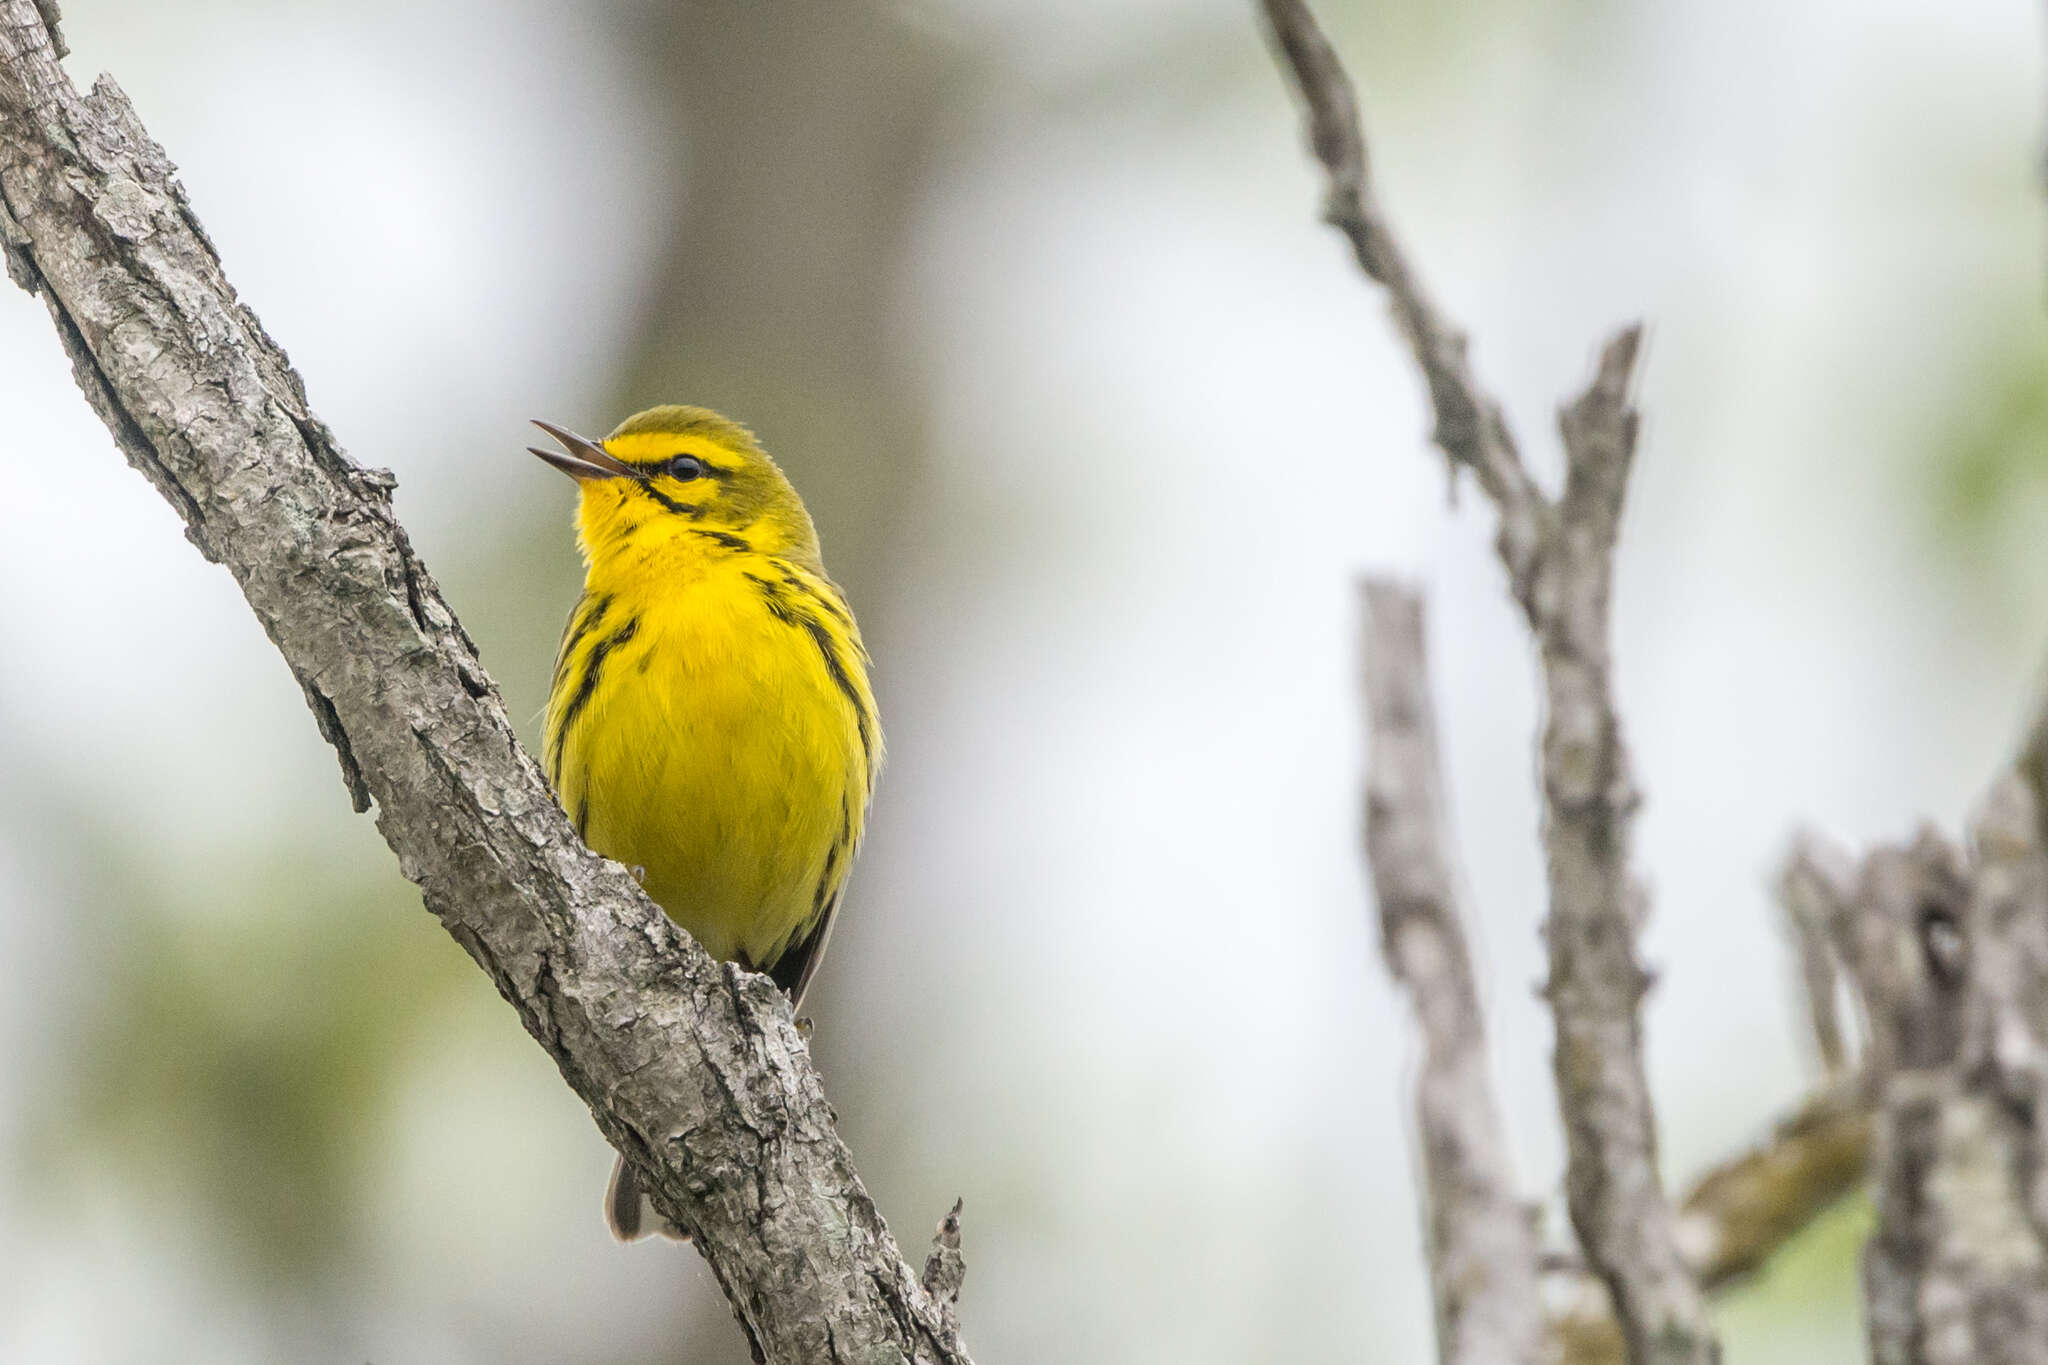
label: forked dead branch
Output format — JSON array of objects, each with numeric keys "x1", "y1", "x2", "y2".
[
  {"x1": 1256, "y1": 3, "x2": 1713, "y2": 1362},
  {"x1": 1267, "y1": 3, "x2": 2048, "y2": 1364}
]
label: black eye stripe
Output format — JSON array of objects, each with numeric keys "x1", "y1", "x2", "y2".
[
  {"x1": 617, "y1": 449, "x2": 733, "y2": 484},
  {"x1": 627, "y1": 480, "x2": 695, "y2": 517}
]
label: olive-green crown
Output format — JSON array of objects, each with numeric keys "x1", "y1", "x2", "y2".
[{"x1": 607, "y1": 405, "x2": 763, "y2": 455}]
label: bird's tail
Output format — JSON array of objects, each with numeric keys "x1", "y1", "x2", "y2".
[{"x1": 605, "y1": 1153, "x2": 689, "y2": 1242}]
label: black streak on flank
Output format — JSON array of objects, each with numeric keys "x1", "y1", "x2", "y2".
[
  {"x1": 555, "y1": 618, "x2": 641, "y2": 748},
  {"x1": 692, "y1": 528, "x2": 753, "y2": 553},
  {"x1": 796, "y1": 612, "x2": 875, "y2": 768},
  {"x1": 573, "y1": 794, "x2": 590, "y2": 837},
  {"x1": 812, "y1": 825, "x2": 848, "y2": 916},
  {"x1": 745, "y1": 571, "x2": 799, "y2": 625},
  {"x1": 775, "y1": 562, "x2": 853, "y2": 627},
  {"x1": 744, "y1": 572, "x2": 875, "y2": 769},
  {"x1": 553, "y1": 593, "x2": 612, "y2": 691}
]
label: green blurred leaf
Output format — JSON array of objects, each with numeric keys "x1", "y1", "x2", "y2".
[
  {"x1": 33, "y1": 847, "x2": 475, "y2": 1280},
  {"x1": 1932, "y1": 332, "x2": 2048, "y2": 543}
]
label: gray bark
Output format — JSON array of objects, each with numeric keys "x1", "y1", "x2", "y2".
[
  {"x1": 920, "y1": 1199, "x2": 967, "y2": 1344},
  {"x1": 1822, "y1": 788, "x2": 2048, "y2": 1365},
  {"x1": 1360, "y1": 581, "x2": 1546, "y2": 1365},
  {"x1": 1534, "y1": 332, "x2": 1718, "y2": 1365},
  {"x1": 1779, "y1": 835, "x2": 1858, "y2": 1075},
  {"x1": 1258, "y1": 5, "x2": 1714, "y2": 1362},
  {"x1": 0, "y1": 7, "x2": 968, "y2": 1363}
]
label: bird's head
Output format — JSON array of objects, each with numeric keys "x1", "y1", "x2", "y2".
[{"x1": 530, "y1": 405, "x2": 821, "y2": 569}]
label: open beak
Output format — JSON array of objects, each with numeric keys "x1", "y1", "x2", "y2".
[{"x1": 529, "y1": 419, "x2": 640, "y2": 482}]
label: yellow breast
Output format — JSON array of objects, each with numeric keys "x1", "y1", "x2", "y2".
[{"x1": 544, "y1": 539, "x2": 875, "y2": 978}]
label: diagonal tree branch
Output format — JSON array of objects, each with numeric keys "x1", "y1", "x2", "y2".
[
  {"x1": 0, "y1": 8, "x2": 967, "y2": 1364},
  {"x1": 1673, "y1": 1076, "x2": 1871, "y2": 1293},
  {"x1": 1361, "y1": 580, "x2": 1545, "y2": 1365},
  {"x1": 1253, "y1": 0, "x2": 1545, "y2": 588},
  {"x1": 1258, "y1": 5, "x2": 1714, "y2": 1362}
]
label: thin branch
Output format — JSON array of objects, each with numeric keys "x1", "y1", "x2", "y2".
[
  {"x1": 1360, "y1": 486, "x2": 1863, "y2": 1365},
  {"x1": 1258, "y1": 5, "x2": 1711, "y2": 1361},
  {"x1": 1254, "y1": 0, "x2": 1545, "y2": 589},
  {"x1": 1361, "y1": 580, "x2": 1545, "y2": 1365},
  {"x1": 1536, "y1": 331, "x2": 1712, "y2": 1365},
  {"x1": 1545, "y1": 1076, "x2": 1875, "y2": 1365},
  {"x1": 1825, "y1": 830, "x2": 1972, "y2": 1080},
  {"x1": 1673, "y1": 1078, "x2": 1872, "y2": 1293},
  {"x1": 0, "y1": 11, "x2": 966, "y2": 1364},
  {"x1": 1776, "y1": 833, "x2": 1858, "y2": 1075}
]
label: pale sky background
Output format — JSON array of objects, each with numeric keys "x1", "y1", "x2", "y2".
[{"x1": 1, "y1": 1, "x2": 2044, "y2": 1361}]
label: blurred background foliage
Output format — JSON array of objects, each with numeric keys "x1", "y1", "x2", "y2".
[
  {"x1": 0, "y1": 0, "x2": 2043, "y2": 1361},
  {"x1": 1929, "y1": 325, "x2": 2048, "y2": 630}
]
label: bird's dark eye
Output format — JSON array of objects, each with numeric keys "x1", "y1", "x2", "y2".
[{"x1": 663, "y1": 455, "x2": 705, "y2": 481}]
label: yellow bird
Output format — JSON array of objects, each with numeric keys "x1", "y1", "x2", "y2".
[{"x1": 531, "y1": 406, "x2": 881, "y2": 1240}]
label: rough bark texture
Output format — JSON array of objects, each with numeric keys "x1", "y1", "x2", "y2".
[
  {"x1": 920, "y1": 1199, "x2": 967, "y2": 1344},
  {"x1": 1823, "y1": 788, "x2": 2048, "y2": 1365},
  {"x1": 0, "y1": 8, "x2": 968, "y2": 1363},
  {"x1": 1258, "y1": 5, "x2": 1714, "y2": 1362},
  {"x1": 1357, "y1": 584, "x2": 1868, "y2": 1365},
  {"x1": 1360, "y1": 581, "x2": 1546, "y2": 1365},
  {"x1": 1532, "y1": 332, "x2": 1717, "y2": 1365}
]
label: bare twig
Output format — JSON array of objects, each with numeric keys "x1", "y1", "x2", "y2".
[
  {"x1": 1826, "y1": 831, "x2": 1971, "y2": 1080},
  {"x1": 1259, "y1": 5, "x2": 1711, "y2": 1361},
  {"x1": 1545, "y1": 1076, "x2": 1872, "y2": 1365},
  {"x1": 1545, "y1": 841, "x2": 1865, "y2": 1330},
  {"x1": 1777, "y1": 834, "x2": 1858, "y2": 1074},
  {"x1": 1536, "y1": 329, "x2": 1714, "y2": 1365},
  {"x1": 1362, "y1": 580, "x2": 1856, "y2": 1343},
  {"x1": 1254, "y1": 0, "x2": 1545, "y2": 588},
  {"x1": 0, "y1": 10, "x2": 966, "y2": 1364},
  {"x1": 1543, "y1": 1080, "x2": 1875, "y2": 1364},
  {"x1": 1673, "y1": 1078, "x2": 1872, "y2": 1293},
  {"x1": 1361, "y1": 581, "x2": 1545, "y2": 1365},
  {"x1": 921, "y1": 1199, "x2": 967, "y2": 1343}
]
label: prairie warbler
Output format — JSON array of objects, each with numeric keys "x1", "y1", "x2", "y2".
[{"x1": 531, "y1": 406, "x2": 880, "y2": 1240}]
